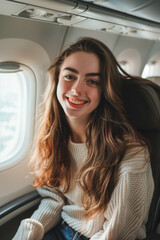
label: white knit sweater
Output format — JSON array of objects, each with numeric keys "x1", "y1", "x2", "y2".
[{"x1": 12, "y1": 141, "x2": 154, "y2": 240}]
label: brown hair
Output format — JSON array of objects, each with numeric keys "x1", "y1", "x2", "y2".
[{"x1": 31, "y1": 37, "x2": 157, "y2": 220}]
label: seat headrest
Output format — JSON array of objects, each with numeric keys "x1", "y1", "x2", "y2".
[{"x1": 122, "y1": 82, "x2": 160, "y2": 130}]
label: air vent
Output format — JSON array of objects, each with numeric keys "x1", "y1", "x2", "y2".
[
  {"x1": 15, "y1": 6, "x2": 87, "y2": 25},
  {"x1": 17, "y1": 8, "x2": 63, "y2": 22}
]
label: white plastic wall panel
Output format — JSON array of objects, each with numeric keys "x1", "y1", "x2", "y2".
[
  {"x1": 0, "y1": 14, "x2": 68, "y2": 61},
  {"x1": 144, "y1": 41, "x2": 160, "y2": 66},
  {"x1": 114, "y1": 35, "x2": 153, "y2": 74},
  {"x1": 0, "y1": 0, "x2": 27, "y2": 15},
  {"x1": 62, "y1": 26, "x2": 119, "y2": 52}
]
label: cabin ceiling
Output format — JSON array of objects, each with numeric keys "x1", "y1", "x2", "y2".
[{"x1": 1, "y1": 0, "x2": 160, "y2": 41}]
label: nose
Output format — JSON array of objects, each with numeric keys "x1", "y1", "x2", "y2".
[{"x1": 71, "y1": 79, "x2": 84, "y2": 95}]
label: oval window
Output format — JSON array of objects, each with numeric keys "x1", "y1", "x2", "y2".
[{"x1": 0, "y1": 62, "x2": 36, "y2": 170}]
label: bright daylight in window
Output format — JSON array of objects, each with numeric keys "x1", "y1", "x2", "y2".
[
  {"x1": 0, "y1": 71, "x2": 24, "y2": 163},
  {"x1": 0, "y1": 63, "x2": 35, "y2": 169}
]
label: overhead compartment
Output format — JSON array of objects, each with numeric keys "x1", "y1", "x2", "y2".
[
  {"x1": 82, "y1": 0, "x2": 154, "y2": 13},
  {"x1": 2, "y1": 0, "x2": 160, "y2": 41},
  {"x1": 82, "y1": 0, "x2": 160, "y2": 23},
  {"x1": 76, "y1": 0, "x2": 160, "y2": 40},
  {"x1": 8, "y1": 0, "x2": 77, "y2": 12}
]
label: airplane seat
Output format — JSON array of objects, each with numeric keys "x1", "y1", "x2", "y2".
[{"x1": 122, "y1": 79, "x2": 160, "y2": 240}]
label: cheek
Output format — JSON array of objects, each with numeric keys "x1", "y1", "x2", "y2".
[
  {"x1": 56, "y1": 82, "x2": 62, "y2": 104},
  {"x1": 56, "y1": 80, "x2": 70, "y2": 103},
  {"x1": 57, "y1": 79, "x2": 63, "y2": 94},
  {"x1": 57, "y1": 79, "x2": 69, "y2": 94},
  {"x1": 90, "y1": 89, "x2": 101, "y2": 106}
]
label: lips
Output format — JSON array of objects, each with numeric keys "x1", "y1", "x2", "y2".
[{"x1": 66, "y1": 97, "x2": 87, "y2": 108}]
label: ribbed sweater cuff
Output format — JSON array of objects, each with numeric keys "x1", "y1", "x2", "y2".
[{"x1": 12, "y1": 219, "x2": 44, "y2": 240}]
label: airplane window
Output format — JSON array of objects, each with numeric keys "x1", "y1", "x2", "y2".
[
  {"x1": 119, "y1": 60, "x2": 130, "y2": 74},
  {"x1": 0, "y1": 63, "x2": 36, "y2": 170},
  {"x1": 0, "y1": 72, "x2": 21, "y2": 159},
  {"x1": 142, "y1": 60, "x2": 160, "y2": 79}
]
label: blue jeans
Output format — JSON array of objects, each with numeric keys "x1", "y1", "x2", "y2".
[{"x1": 42, "y1": 220, "x2": 89, "y2": 240}]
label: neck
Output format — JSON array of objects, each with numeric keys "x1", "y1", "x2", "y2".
[
  {"x1": 67, "y1": 118, "x2": 87, "y2": 143},
  {"x1": 71, "y1": 133, "x2": 86, "y2": 143}
]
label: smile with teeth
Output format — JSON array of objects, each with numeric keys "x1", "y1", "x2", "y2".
[{"x1": 68, "y1": 97, "x2": 86, "y2": 105}]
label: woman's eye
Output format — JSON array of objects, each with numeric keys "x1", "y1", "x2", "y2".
[
  {"x1": 88, "y1": 80, "x2": 99, "y2": 86},
  {"x1": 64, "y1": 75, "x2": 74, "y2": 80}
]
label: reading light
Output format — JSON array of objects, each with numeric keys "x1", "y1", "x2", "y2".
[{"x1": 19, "y1": 9, "x2": 47, "y2": 18}]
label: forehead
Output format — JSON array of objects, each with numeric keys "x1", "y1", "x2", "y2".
[{"x1": 60, "y1": 51, "x2": 100, "y2": 73}]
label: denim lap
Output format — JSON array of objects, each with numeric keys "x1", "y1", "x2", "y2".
[
  {"x1": 61, "y1": 222, "x2": 86, "y2": 240},
  {"x1": 42, "y1": 220, "x2": 88, "y2": 240},
  {"x1": 61, "y1": 224, "x2": 77, "y2": 240}
]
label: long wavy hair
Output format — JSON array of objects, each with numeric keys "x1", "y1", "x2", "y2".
[{"x1": 31, "y1": 37, "x2": 158, "y2": 220}]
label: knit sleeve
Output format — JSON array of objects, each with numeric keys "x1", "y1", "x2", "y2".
[
  {"x1": 12, "y1": 186, "x2": 66, "y2": 240},
  {"x1": 90, "y1": 147, "x2": 154, "y2": 240}
]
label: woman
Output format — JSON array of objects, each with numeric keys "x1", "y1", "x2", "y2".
[{"x1": 13, "y1": 37, "x2": 155, "y2": 240}]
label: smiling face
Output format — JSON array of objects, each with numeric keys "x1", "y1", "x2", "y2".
[{"x1": 56, "y1": 51, "x2": 102, "y2": 125}]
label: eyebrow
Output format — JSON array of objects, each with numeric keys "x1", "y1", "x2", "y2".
[{"x1": 63, "y1": 67, "x2": 101, "y2": 77}]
